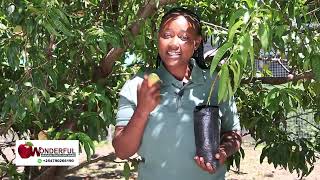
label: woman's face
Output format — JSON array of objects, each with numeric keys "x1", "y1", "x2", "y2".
[{"x1": 158, "y1": 15, "x2": 201, "y2": 70}]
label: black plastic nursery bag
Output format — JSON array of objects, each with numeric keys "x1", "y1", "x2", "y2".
[{"x1": 193, "y1": 105, "x2": 221, "y2": 169}]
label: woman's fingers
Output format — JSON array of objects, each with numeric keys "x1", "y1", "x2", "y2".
[
  {"x1": 194, "y1": 156, "x2": 214, "y2": 173},
  {"x1": 199, "y1": 157, "x2": 207, "y2": 171},
  {"x1": 215, "y1": 148, "x2": 228, "y2": 165},
  {"x1": 149, "y1": 83, "x2": 161, "y2": 93},
  {"x1": 141, "y1": 75, "x2": 149, "y2": 88},
  {"x1": 205, "y1": 162, "x2": 214, "y2": 173},
  {"x1": 137, "y1": 76, "x2": 161, "y2": 114},
  {"x1": 194, "y1": 156, "x2": 204, "y2": 170}
]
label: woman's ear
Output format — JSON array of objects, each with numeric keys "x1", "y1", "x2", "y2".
[{"x1": 194, "y1": 36, "x2": 202, "y2": 50}]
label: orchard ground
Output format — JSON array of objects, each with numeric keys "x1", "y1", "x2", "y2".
[{"x1": 66, "y1": 135, "x2": 320, "y2": 180}]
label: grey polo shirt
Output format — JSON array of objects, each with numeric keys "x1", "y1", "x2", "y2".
[{"x1": 116, "y1": 59, "x2": 240, "y2": 180}]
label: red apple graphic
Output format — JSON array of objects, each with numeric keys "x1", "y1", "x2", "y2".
[{"x1": 18, "y1": 142, "x2": 33, "y2": 159}]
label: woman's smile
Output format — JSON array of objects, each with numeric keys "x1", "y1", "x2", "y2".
[
  {"x1": 167, "y1": 51, "x2": 181, "y2": 58},
  {"x1": 158, "y1": 15, "x2": 201, "y2": 77}
]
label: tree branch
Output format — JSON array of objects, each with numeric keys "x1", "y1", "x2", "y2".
[
  {"x1": 0, "y1": 113, "x2": 14, "y2": 136},
  {"x1": 0, "y1": 142, "x2": 15, "y2": 148},
  {"x1": 46, "y1": 35, "x2": 55, "y2": 60},
  {"x1": 94, "y1": 0, "x2": 178, "y2": 80},
  {"x1": 34, "y1": 166, "x2": 58, "y2": 180},
  {"x1": 241, "y1": 71, "x2": 315, "y2": 85},
  {"x1": 201, "y1": 21, "x2": 228, "y2": 31},
  {"x1": 285, "y1": 111, "x2": 318, "y2": 121},
  {"x1": 110, "y1": 0, "x2": 119, "y2": 22},
  {"x1": 296, "y1": 116, "x2": 320, "y2": 131},
  {"x1": 64, "y1": 152, "x2": 116, "y2": 175},
  {"x1": 0, "y1": 148, "x2": 9, "y2": 163},
  {"x1": 307, "y1": 7, "x2": 320, "y2": 15},
  {"x1": 95, "y1": 0, "x2": 107, "y2": 21}
]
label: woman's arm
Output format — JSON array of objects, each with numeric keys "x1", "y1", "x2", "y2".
[
  {"x1": 216, "y1": 130, "x2": 242, "y2": 163},
  {"x1": 112, "y1": 108, "x2": 150, "y2": 159},
  {"x1": 112, "y1": 76, "x2": 160, "y2": 159}
]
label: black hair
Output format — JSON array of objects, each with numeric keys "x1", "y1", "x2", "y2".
[{"x1": 156, "y1": 7, "x2": 207, "y2": 69}]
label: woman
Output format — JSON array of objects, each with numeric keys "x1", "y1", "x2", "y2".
[{"x1": 112, "y1": 8, "x2": 242, "y2": 180}]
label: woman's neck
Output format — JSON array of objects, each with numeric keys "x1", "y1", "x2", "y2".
[{"x1": 165, "y1": 64, "x2": 191, "y2": 82}]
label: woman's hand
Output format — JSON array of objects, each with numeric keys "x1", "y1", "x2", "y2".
[
  {"x1": 136, "y1": 75, "x2": 161, "y2": 116},
  {"x1": 194, "y1": 131, "x2": 241, "y2": 173},
  {"x1": 112, "y1": 75, "x2": 161, "y2": 159},
  {"x1": 193, "y1": 148, "x2": 228, "y2": 174}
]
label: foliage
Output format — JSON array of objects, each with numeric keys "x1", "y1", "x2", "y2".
[
  {"x1": 238, "y1": 82, "x2": 319, "y2": 177},
  {"x1": 0, "y1": 0, "x2": 319, "y2": 179}
]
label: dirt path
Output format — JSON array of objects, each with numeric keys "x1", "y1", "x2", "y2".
[
  {"x1": 226, "y1": 136, "x2": 320, "y2": 180},
  {"x1": 66, "y1": 137, "x2": 320, "y2": 180}
]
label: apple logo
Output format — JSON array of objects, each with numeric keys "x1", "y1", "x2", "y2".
[{"x1": 18, "y1": 142, "x2": 33, "y2": 159}]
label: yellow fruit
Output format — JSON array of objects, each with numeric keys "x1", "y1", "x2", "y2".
[
  {"x1": 13, "y1": 25, "x2": 23, "y2": 35},
  {"x1": 38, "y1": 130, "x2": 48, "y2": 140},
  {"x1": 76, "y1": 10, "x2": 85, "y2": 17},
  {"x1": 148, "y1": 73, "x2": 161, "y2": 87}
]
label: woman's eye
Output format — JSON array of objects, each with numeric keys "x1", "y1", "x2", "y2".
[
  {"x1": 180, "y1": 35, "x2": 189, "y2": 41},
  {"x1": 163, "y1": 33, "x2": 172, "y2": 38}
]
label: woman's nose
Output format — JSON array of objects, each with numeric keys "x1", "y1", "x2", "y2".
[{"x1": 169, "y1": 36, "x2": 180, "y2": 50}]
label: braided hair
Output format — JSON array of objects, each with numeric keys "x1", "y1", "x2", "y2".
[{"x1": 156, "y1": 7, "x2": 207, "y2": 69}]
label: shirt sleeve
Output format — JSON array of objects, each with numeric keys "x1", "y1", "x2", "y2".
[
  {"x1": 115, "y1": 81, "x2": 137, "y2": 127},
  {"x1": 219, "y1": 97, "x2": 241, "y2": 132}
]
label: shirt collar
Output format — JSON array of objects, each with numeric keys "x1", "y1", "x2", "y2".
[{"x1": 156, "y1": 58, "x2": 205, "y2": 86}]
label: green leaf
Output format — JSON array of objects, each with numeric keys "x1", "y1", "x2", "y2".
[
  {"x1": 311, "y1": 54, "x2": 320, "y2": 81},
  {"x1": 228, "y1": 20, "x2": 243, "y2": 42},
  {"x1": 249, "y1": 35, "x2": 255, "y2": 73},
  {"x1": 26, "y1": 142, "x2": 33, "y2": 147},
  {"x1": 229, "y1": 60, "x2": 241, "y2": 92},
  {"x1": 239, "y1": 33, "x2": 251, "y2": 68},
  {"x1": 16, "y1": 106, "x2": 26, "y2": 120},
  {"x1": 24, "y1": 82, "x2": 32, "y2": 87},
  {"x1": 240, "y1": 147, "x2": 245, "y2": 159},
  {"x1": 235, "y1": 151, "x2": 241, "y2": 169},
  {"x1": 229, "y1": 9, "x2": 246, "y2": 27},
  {"x1": 87, "y1": 134, "x2": 95, "y2": 155},
  {"x1": 305, "y1": 166, "x2": 314, "y2": 176},
  {"x1": 123, "y1": 162, "x2": 131, "y2": 180},
  {"x1": 288, "y1": 0, "x2": 295, "y2": 18},
  {"x1": 67, "y1": 133, "x2": 77, "y2": 140},
  {"x1": 226, "y1": 76, "x2": 233, "y2": 101},
  {"x1": 43, "y1": 21, "x2": 60, "y2": 36},
  {"x1": 260, "y1": 147, "x2": 268, "y2": 164},
  {"x1": 54, "y1": 19, "x2": 72, "y2": 36},
  {"x1": 100, "y1": 102, "x2": 112, "y2": 123},
  {"x1": 275, "y1": 25, "x2": 288, "y2": 38},
  {"x1": 314, "y1": 113, "x2": 320, "y2": 124},
  {"x1": 33, "y1": 121, "x2": 43, "y2": 129},
  {"x1": 83, "y1": 142, "x2": 91, "y2": 161},
  {"x1": 242, "y1": 0, "x2": 254, "y2": 8},
  {"x1": 32, "y1": 94, "x2": 40, "y2": 113},
  {"x1": 265, "y1": 88, "x2": 279, "y2": 107},
  {"x1": 48, "y1": 97, "x2": 56, "y2": 103},
  {"x1": 258, "y1": 22, "x2": 270, "y2": 51},
  {"x1": 303, "y1": 58, "x2": 311, "y2": 71},
  {"x1": 88, "y1": 95, "x2": 97, "y2": 112},
  {"x1": 210, "y1": 42, "x2": 232, "y2": 75},
  {"x1": 218, "y1": 64, "x2": 229, "y2": 103},
  {"x1": 47, "y1": 68, "x2": 58, "y2": 89},
  {"x1": 76, "y1": 132, "x2": 95, "y2": 160},
  {"x1": 48, "y1": 15, "x2": 73, "y2": 36},
  {"x1": 98, "y1": 38, "x2": 107, "y2": 51},
  {"x1": 7, "y1": 43, "x2": 20, "y2": 69},
  {"x1": 40, "y1": 90, "x2": 50, "y2": 101},
  {"x1": 52, "y1": 8, "x2": 71, "y2": 27}
]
